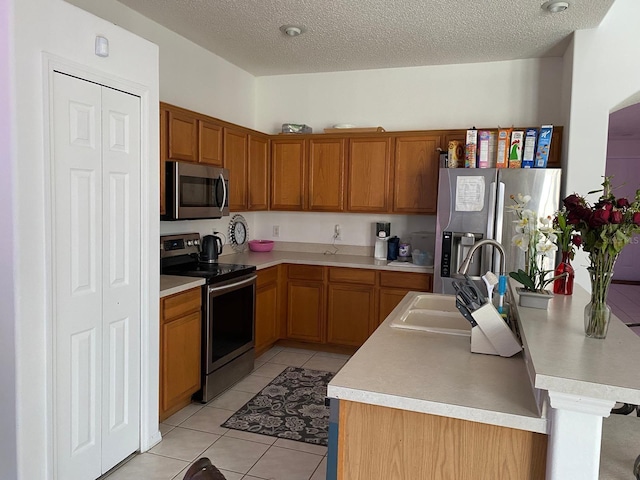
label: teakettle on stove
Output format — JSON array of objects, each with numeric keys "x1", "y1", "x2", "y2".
[{"x1": 200, "y1": 234, "x2": 223, "y2": 263}]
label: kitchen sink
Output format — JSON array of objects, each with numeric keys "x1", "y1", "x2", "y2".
[{"x1": 390, "y1": 294, "x2": 472, "y2": 336}]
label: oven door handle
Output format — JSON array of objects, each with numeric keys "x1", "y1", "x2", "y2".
[{"x1": 207, "y1": 274, "x2": 257, "y2": 294}]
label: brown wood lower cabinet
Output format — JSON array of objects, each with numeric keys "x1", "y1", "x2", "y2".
[
  {"x1": 255, "y1": 266, "x2": 281, "y2": 356},
  {"x1": 337, "y1": 401, "x2": 547, "y2": 480},
  {"x1": 283, "y1": 265, "x2": 432, "y2": 348},
  {"x1": 159, "y1": 287, "x2": 202, "y2": 422}
]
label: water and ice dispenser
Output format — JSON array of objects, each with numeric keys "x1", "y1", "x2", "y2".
[{"x1": 440, "y1": 231, "x2": 485, "y2": 278}]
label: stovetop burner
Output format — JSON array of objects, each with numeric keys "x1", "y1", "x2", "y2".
[
  {"x1": 160, "y1": 233, "x2": 256, "y2": 284},
  {"x1": 163, "y1": 261, "x2": 256, "y2": 284}
]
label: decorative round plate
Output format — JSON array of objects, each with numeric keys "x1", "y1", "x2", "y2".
[{"x1": 228, "y1": 214, "x2": 249, "y2": 252}]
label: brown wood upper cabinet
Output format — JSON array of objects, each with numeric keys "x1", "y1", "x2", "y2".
[
  {"x1": 223, "y1": 128, "x2": 270, "y2": 212},
  {"x1": 393, "y1": 135, "x2": 441, "y2": 214},
  {"x1": 224, "y1": 127, "x2": 248, "y2": 211},
  {"x1": 199, "y1": 120, "x2": 223, "y2": 166},
  {"x1": 347, "y1": 137, "x2": 393, "y2": 213},
  {"x1": 308, "y1": 137, "x2": 346, "y2": 211},
  {"x1": 271, "y1": 138, "x2": 307, "y2": 211}
]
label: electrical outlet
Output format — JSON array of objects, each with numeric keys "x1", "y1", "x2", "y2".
[
  {"x1": 273, "y1": 225, "x2": 280, "y2": 237},
  {"x1": 334, "y1": 224, "x2": 341, "y2": 241}
]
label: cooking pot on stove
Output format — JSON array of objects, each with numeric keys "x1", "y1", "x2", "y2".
[{"x1": 200, "y1": 234, "x2": 223, "y2": 263}]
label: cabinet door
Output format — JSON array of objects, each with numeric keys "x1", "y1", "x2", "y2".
[
  {"x1": 378, "y1": 288, "x2": 412, "y2": 325},
  {"x1": 287, "y1": 280, "x2": 324, "y2": 342},
  {"x1": 160, "y1": 311, "x2": 201, "y2": 419},
  {"x1": 308, "y1": 137, "x2": 345, "y2": 211},
  {"x1": 256, "y1": 282, "x2": 279, "y2": 355},
  {"x1": 168, "y1": 110, "x2": 198, "y2": 162},
  {"x1": 224, "y1": 127, "x2": 249, "y2": 211},
  {"x1": 248, "y1": 134, "x2": 270, "y2": 211},
  {"x1": 393, "y1": 135, "x2": 441, "y2": 213},
  {"x1": 160, "y1": 108, "x2": 167, "y2": 215},
  {"x1": 347, "y1": 137, "x2": 392, "y2": 212},
  {"x1": 271, "y1": 138, "x2": 306, "y2": 211},
  {"x1": 199, "y1": 120, "x2": 223, "y2": 166},
  {"x1": 327, "y1": 283, "x2": 375, "y2": 346}
]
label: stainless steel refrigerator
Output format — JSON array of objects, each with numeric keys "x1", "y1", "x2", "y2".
[{"x1": 434, "y1": 168, "x2": 562, "y2": 295}]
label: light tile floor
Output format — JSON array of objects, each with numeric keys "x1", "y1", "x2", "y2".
[
  {"x1": 608, "y1": 283, "x2": 640, "y2": 335},
  {"x1": 103, "y1": 346, "x2": 349, "y2": 480}
]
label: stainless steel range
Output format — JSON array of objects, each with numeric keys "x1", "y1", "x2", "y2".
[{"x1": 160, "y1": 233, "x2": 257, "y2": 403}]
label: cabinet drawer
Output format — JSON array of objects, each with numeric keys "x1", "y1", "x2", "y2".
[
  {"x1": 379, "y1": 271, "x2": 432, "y2": 291},
  {"x1": 288, "y1": 264, "x2": 325, "y2": 281},
  {"x1": 162, "y1": 287, "x2": 202, "y2": 322},
  {"x1": 329, "y1": 267, "x2": 376, "y2": 285},
  {"x1": 257, "y1": 266, "x2": 279, "y2": 288}
]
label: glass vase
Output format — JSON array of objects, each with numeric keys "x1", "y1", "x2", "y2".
[
  {"x1": 553, "y1": 251, "x2": 574, "y2": 295},
  {"x1": 584, "y1": 268, "x2": 614, "y2": 339}
]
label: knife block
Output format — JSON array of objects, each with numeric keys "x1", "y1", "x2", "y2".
[{"x1": 470, "y1": 303, "x2": 522, "y2": 357}]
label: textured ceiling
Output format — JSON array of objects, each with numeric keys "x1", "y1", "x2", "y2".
[{"x1": 111, "y1": 0, "x2": 616, "y2": 76}]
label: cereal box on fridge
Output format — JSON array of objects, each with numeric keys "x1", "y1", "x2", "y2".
[
  {"x1": 496, "y1": 128, "x2": 512, "y2": 169},
  {"x1": 521, "y1": 128, "x2": 538, "y2": 169},
  {"x1": 508, "y1": 130, "x2": 524, "y2": 168},
  {"x1": 465, "y1": 129, "x2": 478, "y2": 168},
  {"x1": 535, "y1": 125, "x2": 553, "y2": 168}
]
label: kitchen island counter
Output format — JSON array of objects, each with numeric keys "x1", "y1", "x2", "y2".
[
  {"x1": 329, "y1": 282, "x2": 640, "y2": 479},
  {"x1": 327, "y1": 291, "x2": 546, "y2": 433}
]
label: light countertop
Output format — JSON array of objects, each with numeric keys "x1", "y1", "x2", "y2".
[
  {"x1": 328, "y1": 280, "x2": 640, "y2": 434},
  {"x1": 217, "y1": 249, "x2": 434, "y2": 273},
  {"x1": 327, "y1": 291, "x2": 547, "y2": 433},
  {"x1": 160, "y1": 275, "x2": 205, "y2": 298},
  {"x1": 160, "y1": 250, "x2": 431, "y2": 297},
  {"x1": 510, "y1": 281, "x2": 640, "y2": 405}
]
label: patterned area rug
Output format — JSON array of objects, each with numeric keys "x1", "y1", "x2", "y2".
[{"x1": 221, "y1": 367, "x2": 334, "y2": 446}]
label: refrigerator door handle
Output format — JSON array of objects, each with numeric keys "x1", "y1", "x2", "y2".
[
  {"x1": 484, "y1": 182, "x2": 497, "y2": 275},
  {"x1": 494, "y1": 182, "x2": 506, "y2": 274},
  {"x1": 486, "y1": 182, "x2": 497, "y2": 240}
]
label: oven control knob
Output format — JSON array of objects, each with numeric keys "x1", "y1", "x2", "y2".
[
  {"x1": 194, "y1": 239, "x2": 200, "y2": 245},
  {"x1": 186, "y1": 240, "x2": 193, "y2": 246}
]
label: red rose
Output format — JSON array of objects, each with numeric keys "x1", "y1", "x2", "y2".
[
  {"x1": 617, "y1": 198, "x2": 630, "y2": 208},
  {"x1": 572, "y1": 235, "x2": 582, "y2": 247},
  {"x1": 563, "y1": 194, "x2": 583, "y2": 210},
  {"x1": 589, "y1": 209, "x2": 610, "y2": 227},
  {"x1": 634, "y1": 212, "x2": 640, "y2": 226},
  {"x1": 611, "y1": 210, "x2": 623, "y2": 224}
]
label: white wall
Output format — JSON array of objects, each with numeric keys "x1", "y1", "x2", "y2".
[
  {"x1": 255, "y1": 57, "x2": 564, "y2": 134},
  {"x1": 12, "y1": 1, "x2": 159, "y2": 478},
  {"x1": 66, "y1": 0, "x2": 256, "y2": 127},
  {"x1": 252, "y1": 57, "x2": 565, "y2": 246},
  {"x1": 254, "y1": 211, "x2": 435, "y2": 247},
  {"x1": 565, "y1": 0, "x2": 640, "y2": 289},
  {"x1": 0, "y1": 0, "x2": 17, "y2": 478}
]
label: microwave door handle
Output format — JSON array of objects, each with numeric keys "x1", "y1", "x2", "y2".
[{"x1": 219, "y1": 173, "x2": 227, "y2": 213}]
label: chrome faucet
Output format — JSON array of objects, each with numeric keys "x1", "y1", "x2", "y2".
[{"x1": 458, "y1": 239, "x2": 506, "y2": 276}]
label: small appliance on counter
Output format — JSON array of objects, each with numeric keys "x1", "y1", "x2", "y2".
[
  {"x1": 374, "y1": 222, "x2": 391, "y2": 260},
  {"x1": 200, "y1": 234, "x2": 223, "y2": 263}
]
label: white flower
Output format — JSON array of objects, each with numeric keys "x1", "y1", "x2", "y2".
[
  {"x1": 512, "y1": 233, "x2": 529, "y2": 252},
  {"x1": 537, "y1": 239, "x2": 558, "y2": 256},
  {"x1": 517, "y1": 194, "x2": 531, "y2": 204}
]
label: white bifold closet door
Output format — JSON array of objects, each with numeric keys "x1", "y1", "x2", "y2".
[{"x1": 52, "y1": 71, "x2": 141, "y2": 480}]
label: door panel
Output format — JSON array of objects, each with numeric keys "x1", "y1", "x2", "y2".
[
  {"x1": 53, "y1": 72, "x2": 141, "y2": 479},
  {"x1": 101, "y1": 86, "x2": 141, "y2": 473},
  {"x1": 53, "y1": 71, "x2": 103, "y2": 480}
]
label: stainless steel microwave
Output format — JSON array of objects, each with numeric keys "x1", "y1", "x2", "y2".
[{"x1": 163, "y1": 161, "x2": 229, "y2": 220}]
